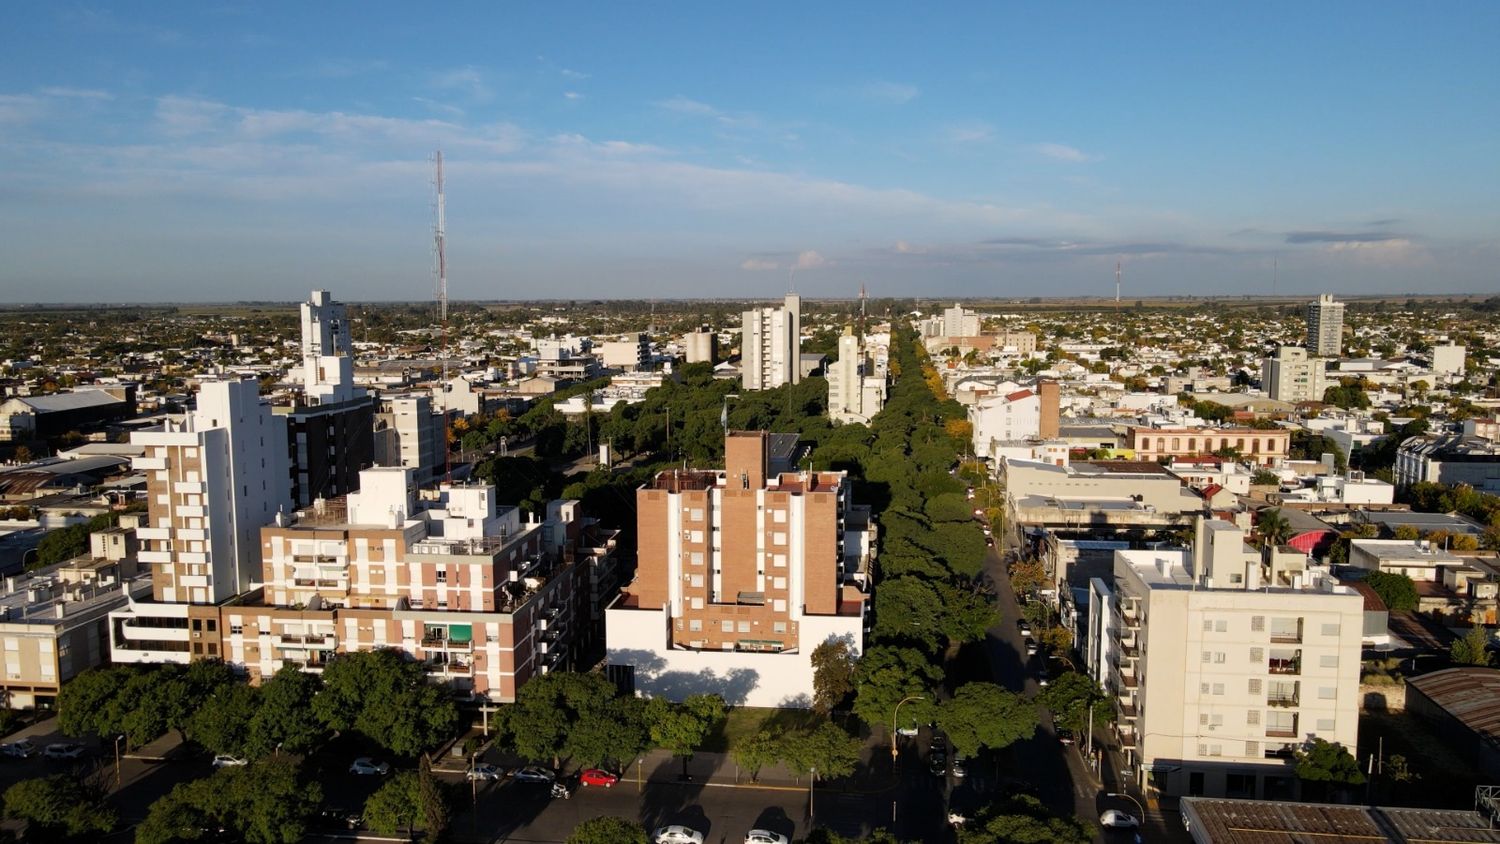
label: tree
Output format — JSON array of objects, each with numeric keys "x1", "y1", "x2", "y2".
[
  {"x1": 872, "y1": 577, "x2": 946, "y2": 652},
  {"x1": 313, "y1": 650, "x2": 457, "y2": 756},
  {"x1": 811, "y1": 639, "x2": 858, "y2": 715},
  {"x1": 503, "y1": 671, "x2": 623, "y2": 766},
  {"x1": 2, "y1": 775, "x2": 116, "y2": 841},
  {"x1": 1295, "y1": 739, "x2": 1365, "y2": 792},
  {"x1": 567, "y1": 816, "x2": 650, "y2": 844},
  {"x1": 646, "y1": 694, "x2": 725, "y2": 759},
  {"x1": 957, "y1": 794, "x2": 1092, "y2": 844},
  {"x1": 1009, "y1": 559, "x2": 1046, "y2": 598},
  {"x1": 363, "y1": 773, "x2": 421, "y2": 837},
  {"x1": 57, "y1": 665, "x2": 131, "y2": 739},
  {"x1": 1364, "y1": 570, "x2": 1418, "y2": 612},
  {"x1": 1038, "y1": 672, "x2": 1112, "y2": 737},
  {"x1": 1451, "y1": 625, "x2": 1494, "y2": 666},
  {"x1": 417, "y1": 756, "x2": 449, "y2": 841},
  {"x1": 935, "y1": 682, "x2": 1037, "y2": 757},
  {"x1": 1257, "y1": 508, "x2": 1292, "y2": 547},
  {"x1": 731, "y1": 727, "x2": 782, "y2": 783},
  {"x1": 938, "y1": 582, "x2": 1000, "y2": 644},
  {"x1": 247, "y1": 665, "x2": 326, "y2": 758},
  {"x1": 852, "y1": 645, "x2": 941, "y2": 731},
  {"x1": 777, "y1": 721, "x2": 862, "y2": 781},
  {"x1": 188, "y1": 682, "x2": 261, "y2": 758},
  {"x1": 1251, "y1": 469, "x2": 1280, "y2": 486}
]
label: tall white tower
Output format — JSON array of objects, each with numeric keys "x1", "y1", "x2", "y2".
[
  {"x1": 300, "y1": 289, "x2": 361, "y2": 405},
  {"x1": 1306, "y1": 293, "x2": 1345, "y2": 357}
]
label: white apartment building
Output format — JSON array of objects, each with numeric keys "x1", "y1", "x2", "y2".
[
  {"x1": 111, "y1": 379, "x2": 292, "y2": 664},
  {"x1": 374, "y1": 394, "x2": 445, "y2": 485},
  {"x1": 1261, "y1": 346, "x2": 1328, "y2": 403},
  {"x1": 1307, "y1": 294, "x2": 1345, "y2": 357},
  {"x1": 598, "y1": 333, "x2": 650, "y2": 371},
  {"x1": 1098, "y1": 518, "x2": 1364, "y2": 800},
  {"x1": 741, "y1": 294, "x2": 801, "y2": 391},
  {"x1": 300, "y1": 289, "x2": 363, "y2": 406},
  {"x1": 942, "y1": 303, "x2": 982, "y2": 338},
  {"x1": 826, "y1": 329, "x2": 887, "y2": 424},
  {"x1": 684, "y1": 329, "x2": 717, "y2": 365},
  {"x1": 969, "y1": 381, "x2": 1059, "y2": 459},
  {"x1": 1349, "y1": 539, "x2": 1461, "y2": 582},
  {"x1": 1431, "y1": 343, "x2": 1466, "y2": 376}
]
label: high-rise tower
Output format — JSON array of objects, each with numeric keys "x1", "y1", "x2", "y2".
[{"x1": 1306, "y1": 294, "x2": 1345, "y2": 357}]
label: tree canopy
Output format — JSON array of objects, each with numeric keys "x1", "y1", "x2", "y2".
[
  {"x1": 935, "y1": 682, "x2": 1037, "y2": 757},
  {"x1": 1363, "y1": 570, "x2": 1417, "y2": 612}
]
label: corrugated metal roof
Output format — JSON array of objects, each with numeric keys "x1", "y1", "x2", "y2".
[
  {"x1": 1183, "y1": 797, "x2": 1500, "y2": 843},
  {"x1": 1408, "y1": 667, "x2": 1500, "y2": 745},
  {"x1": 11, "y1": 390, "x2": 125, "y2": 413}
]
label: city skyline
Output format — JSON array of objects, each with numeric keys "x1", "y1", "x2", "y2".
[{"x1": 2, "y1": 2, "x2": 1497, "y2": 302}]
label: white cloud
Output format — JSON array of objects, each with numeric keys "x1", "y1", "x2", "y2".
[
  {"x1": 863, "y1": 81, "x2": 920, "y2": 104},
  {"x1": 38, "y1": 87, "x2": 112, "y2": 100},
  {"x1": 431, "y1": 65, "x2": 491, "y2": 101},
  {"x1": 1033, "y1": 142, "x2": 1097, "y2": 162},
  {"x1": 563, "y1": 91, "x2": 584, "y2": 101},
  {"x1": 412, "y1": 97, "x2": 466, "y2": 118},
  {"x1": 560, "y1": 68, "x2": 590, "y2": 80},
  {"x1": 893, "y1": 240, "x2": 926, "y2": 254},
  {"x1": 945, "y1": 123, "x2": 994, "y2": 144},
  {"x1": 741, "y1": 258, "x2": 779, "y2": 271},
  {"x1": 794, "y1": 250, "x2": 829, "y2": 270},
  {"x1": 655, "y1": 96, "x2": 721, "y2": 117}
]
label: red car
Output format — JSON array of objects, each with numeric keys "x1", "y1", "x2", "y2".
[{"x1": 579, "y1": 768, "x2": 619, "y2": 787}]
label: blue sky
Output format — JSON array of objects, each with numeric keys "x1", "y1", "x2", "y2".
[{"x1": 2, "y1": 3, "x2": 1497, "y2": 302}]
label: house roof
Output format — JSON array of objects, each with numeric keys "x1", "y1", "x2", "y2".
[
  {"x1": 1180, "y1": 797, "x2": 1500, "y2": 844},
  {"x1": 1407, "y1": 667, "x2": 1500, "y2": 748},
  {"x1": 9, "y1": 390, "x2": 125, "y2": 414}
]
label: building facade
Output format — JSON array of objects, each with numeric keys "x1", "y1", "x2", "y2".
[
  {"x1": 1261, "y1": 346, "x2": 1327, "y2": 403},
  {"x1": 942, "y1": 303, "x2": 982, "y2": 338},
  {"x1": 1306, "y1": 294, "x2": 1345, "y2": 357},
  {"x1": 826, "y1": 329, "x2": 887, "y2": 424},
  {"x1": 1129, "y1": 426, "x2": 1290, "y2": 466},
  {"x1": 741, "y1": 295, "x2": 802, "y2": 391},
  {"x1": 1394, "y1": 434, "x2": 1500, "y2": 491},
  {"x1": 1102, "y1": 518, "x2": 1364, "y2": 800},
  {"x1": 374, "y1": 394, "x2": 446, "y2": 485},
  {"x1": 605, "y1": 431, "x2": 872, "y2": 707}
]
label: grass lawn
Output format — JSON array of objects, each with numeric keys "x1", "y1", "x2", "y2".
[{"x1": 700, "y1": 707, "x2": 843, "y2": 754}]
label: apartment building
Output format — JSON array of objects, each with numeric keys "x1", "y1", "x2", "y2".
[
  {"x1": 969, "y1": 381, "x2": 1060, "y2": 459},
  {"x1": 1128, "y1": 426, "x2": 1290, "y2": 466},
  {"x1": 605, "y1": 431, "x2": 873, "y2": 707},
  {"x1": 1395, "y1": 434, "x2": 1500, "y2": 491},
  {"x1": 826, "y1": 328, "x2": 887, "y2": 424},
  {"x1": 214, "y1": 467, "x2": 600, "y2": 701},
  {"x1": 1307, "y1": 294, "x2": 1345, "y2": 357},
  {"x1": 1261, "y1": 346, "x2": 1328, "y2": 404},
  {"x1": 598, "y1": 333, "x2": 651, "y2": 371},
  {"x1": 0, "y1": 528, "x2": 152, "y2": 708},
  {"x1": 1097, "y1": 518, "x2": 1364, "y2": 800},
  {"x1": 374, "y1": 394, "x2": 445, "y2": 485},
  {"x1": 110, "y1": 379, "x2": 292, "y2": 664},
  {"x1": 942, "y1": 303, "x2": 982, "y2": 338},
  {"x1": 741, "y1": 295, "x2": 802, "y2": 391},
  {"x1": 684, "y1": 328, "x2": 717, "y2": 365}
]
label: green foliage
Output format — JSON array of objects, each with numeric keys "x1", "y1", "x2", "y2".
[
  {"x1": 2, "y1": 775, "x2": 116, "y2": 840},
  {"x1": 247, "y1": 666, "x2": 326, "y2": 758},
  {"x1": 567, "y1": 816, "x2": 650, "y2": 844},
  {"x1": 136, "y1": 757, "x2": 320, "y2": 844},
  {"x1": 853, "y1": 645, "x2": 941, "y2": 730},
  {"x1": 646, "y1": 694, "x2": 726, "y2": 758},
  {"x1": 777, "y1": 721, "x2": 863, "y2": 780},
  {"x1": 1295, "y1": 738, "x2": 1365, "y2": 786},
  {"x1": 935, "y1": 682, "x2": 1037, "y2": 757},
  {"x1": 57, "y1": 661, "x2": 235, "y2": 749},
  {"x1": 1251, "y1": 469, "x2": 1281, "y2": 486},
  {"x1": 1451, "y1": 626, "x2": 1494, "y2": 666},
  {"x1": 956, "y1": 794, "x2": 1093, "y2": 844},
  {"x1": 31, "y1": 513, "x2": 116, "y2": 568},
  {"x1": 1323, "y1": 381, "x2": 1372, "y2": 410},
  {"x1": 1364, "y1": 570, "x2": 1418, "y2": 612},
  {"x1": 1038, "y1": 672, "x2": 1113, "y2": 737},
  {"x1": 1289, "y1": 431, "x2": 1348, "y2": 471},
  {"x1": 1256, "y1": 508, "x2": 1292, "y2": 547},
  {"x1": 810, "y1": 638, "x2": 858, "y2": 715},
  {"x1": 362, "y1": 772, "x2": 422, "y2": 836},
  {"x1": 731, "y1": 726, "x2": 782, "y2": 781},
  {"x1": 938, "y1": 581, "x2": 1000, "y2": 644},
  {"x1": 313, "y1": 650, "x2": 457, "y2": 756},
  {"x1": 188, "y1": 682, "x2": 261, "y2": 758}
]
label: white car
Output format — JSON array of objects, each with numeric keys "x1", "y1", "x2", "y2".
[
  {"x1": 43, "y1": 743, "x2": 85, "y2": 760},
  {"x1": 212, "y1": 754, "x2": 248, "y2": 768},
  {"x1": 348, "y1": 757, "x2": 391, "y2": 776},
  {"x1": 895, "y1": 722, "x2": 920, "y2": 737},
  {"x1": 654, "y1": 825, "x2": 705, "y2": 844},
  {"x1": 0, "y1": 740, "x2": 37, "y2": 759},
  {"x1": 1100, "y1": 809, "x2": 1140, "y2": 828},
  {"x1": 466, "y1": 762, "x2": 503, "y2": 781},
  {"x1": 745, "y1": 831, "x2": 789, "y2": 844}
]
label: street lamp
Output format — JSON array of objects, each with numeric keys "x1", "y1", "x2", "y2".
[
  {"x1": 890, "y1": 695, "x2": 925, "y2": 762},
  {"x1": 808, "y1": 766, "x2": 816, "y2": 824},
  {"x1": 1106, "y1": 791, "x2": 1146, "y2": 824},
  {"x1": 113, "y1": 734, "x2": 125, "y2": 786}
]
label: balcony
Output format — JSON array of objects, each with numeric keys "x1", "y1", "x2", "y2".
[
  {"x1": 1264, "y1": 727, "x2": 1298, "y2": 739},
  {"x1": 1269, "y1": 619, "x2": 1303, "y2": 644},
  {"x1": 278, "y1": 633, "x2": 335, "y2": 648},
  {"x1": 1267, "y1": 695, "x2": 1299, "y2": 708},
  {"x1": 421, "y1": 636, "x2": 472, "y2": 651},
  {"x1": 1116, "y1": 699, "x2": 1138, "y2": 718},
  {"x1": 1117, "y1": 730, "x2": 1137, "y2": 749},
  {"x1": 292, "y1": 579, "x2": 345, "y2": 589},
  {"x1": 1268, "y1": 658, "x2": 1301, "y2": 676}
]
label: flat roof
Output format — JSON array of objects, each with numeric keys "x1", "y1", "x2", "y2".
[
  {"x1": 1181, "y1": 797, "x2": 1500, "y2": 843},
  {"x1": 1407, "y1": 667, "x2": 1500, "y2": 747},
  {"x1": 1351, "y1": 539, "x2": 1463, "y2": 564},
  {"x1": 1361, "y1": 510, "x2": 1485, "y2": 536}
]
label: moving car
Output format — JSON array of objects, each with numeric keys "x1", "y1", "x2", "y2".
[
  {"x1": 1018, "y1": 620, "x2": 1032, "y2": 637},
  {"x1": 579, "y1": 768, "x2": 620, "y2": 787},
  {"x1": 317, "y1": 807, "x2": 363, "y2": 830},
  {"x1": 43, "y1": 743, "x2": 85, "y2": 760},
  {"x1": 1026, "y1": 642, "x2": 1038, "y2": 656},
  {"x1": 745, "y1": 830, "x2": 790, "y2": 844},
  {"x1": 212, "y1": 754, "x2": 248, "y2": 768},
  {"x1": 1100, "y1": 809, "x2": 1141, "y2": 828},
  {"x1": 654, "y1": 825, "x2": 706, "y2": 844},
  {"x1": 895, "y1": 721, "x2": 920, "y2": 737},
  {"x1": 348, "y1": 757, "x2": 391, "y2": 776},
  {"x1": 512, "y1": 765, "x2": 556, "y2": 783},
  {"x1": 0, "y1": 740, "x2": 37, "y2": 759},
  {"x1": 1056, "y1": 728, "x2": 1075, "y2": 745},
  {"x1": 466, "y1": 763, "x2": 504, "y2": 781}
]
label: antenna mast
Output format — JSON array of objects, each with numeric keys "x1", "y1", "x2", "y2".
[
  {"x1": 1115, "y1": 260, "x2": 1122, "y2": 310},
  {"x1": 434, "y1": 150, "x2": 451, "y2": 481}
]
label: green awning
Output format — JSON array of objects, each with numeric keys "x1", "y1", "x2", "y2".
[{"x1": 448, "y1": 624, "x2": 473, "y2": 644}]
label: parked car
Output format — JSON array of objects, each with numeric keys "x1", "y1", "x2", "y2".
[
  {"x1": 1100, "y1": 809, "x2": 1140, "y2": 829},
  {"x1": 43, "y1": 743, "x2": 85, "y2": 760},
  {"x1": 317, "y1": 807, "x2": 363, "y2": 830},
  {"x1": 745, "y1": 830, "x2": 790, "y2": 844},
  {"x1": 0, "y1": 740, "x2": 37, "y2": 759},
  {"x1": 466, "y1": 763, "x2": 504, "y2": 781},
  {"x1": 951, "y1": 754, "x2": 967, "y2": 778},
  {"x1": 654, "y1": 826, "x2": 706, "y2": 844},
  {"x1": 212, "y1": 755, "x2": 248, "y2": 768},
  {"x1": 512, "y1": 765, "x2": 556, "y2": 783},
  {"x1": 896, "y1": 721, "x2": 920, "y2": 737},
  {"x1": 579, "y1": 768, "x2": 620, "y2": 787},
  {"x1": 348, "y1": 757, "x2": 391, "y2": 776}
]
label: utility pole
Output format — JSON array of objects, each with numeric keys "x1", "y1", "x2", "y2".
[{"x1": 434, "y1": 149, "x2": 452, "y2": 482}]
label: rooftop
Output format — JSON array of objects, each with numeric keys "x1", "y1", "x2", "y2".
[
  {"x1": 1351, "y1": 539, "x2": 1463, "y2": 563},
  {"x1": 1407, "y1": 667, "x2": 1500, "y2": 747},
  {"x1": 0, "y1": 566, "x2": 152, "y2": 626},
  {"x1": 1180, "y1": 797, "x2": 1500, "y2": 844}
]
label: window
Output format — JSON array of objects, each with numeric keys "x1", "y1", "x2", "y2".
[
  {"x1": 229, "y1": 624, "x2": 244, "y2": 636},
  {"x1": 691, "y1": 597, "x2": 703, "y2": 610},
  {"x1": 774, "y1": 554, "x2": 787, "y2": 567},
  {"x1": 1202, "y1": 651, "x2": 1212, "y2": 663},
  {"x1": 721, "y1": 620, "x2": 734, "y2": 632},
  {"x1": 773, "y1": 532, "x2": 787, "y2": 546},
  {"x1": 436, "y1": 570, "x2": 447, "y2": 583},
  {"x1": 1203, "y1": 619, "x2": 1213, "y2": 632},
  {"x1": 1200, "y1": 713, "x2": 1223, "y2": 726},
  {"x1": 1318, "y1": 686, "x2": 1336, "y2": 700},
  {"x1": 689, "y1": 530, "x2": 704, "y2": 544},
  {"x1": 1321, "y1": 623, "x2": 1340, "y2": 636},
  {"x1": 690, "y1": 552, "x2": 704, "y2": 566},
  {"x1": 773, "y1": 509, "x2": 787, "y2": 524},
  {"x1": 1319, "y1": 655, "x2": 1339, "y2": 669},
  {"x1": 1247, "y1": 710, "x2": 1261, "y2": 725},
  {"x1": 1213, "y1": 683, "x2": 1225, "y2": 695},
  {"x1": 689, "y1": 619, "x2": 702, "y2": 632},
  {"x1": 1316, "y1": 718, "x2": 1336, "y2": 732},
  {"x1": 773, "y1": 599, "x2": 786, "y2": 612},
  {"x1": 1214, "y1": 652, "x2": 1227, "y2": 664},
  {"x1": 688, "y1": 508, "x2": 704, "y2": 521},
  {"x1": 690, "y1": 574, "x2": 704, "y2": 588},
  {"x1": 1245, "y1": 741, "x2": 1260, "y2": 757},
  {"x1": 737, "y1": 621, "x2": 750, "y2": 633},
  {"x1": 773, "y1": 621, "x2": 787, "y2": 634},
  {"x1": 1250, "y1": 647, "x2": 1264, "y2": 662},
  {"x1": 1251, "y1": 616, "x2": 1266, "y2": 632},
  {"x1": 1248, "y1": 679, "x2": 1262, "y2": 694},
  {"x1": 1200, "y1": 683, "x2": 1211, "y2": 694},
  {"x1": 1215, "y1": 620, "x2": 1228, "y2": 632},
  {"x1": 773, "y1": 577, "x2": 787, "y2": 590}
]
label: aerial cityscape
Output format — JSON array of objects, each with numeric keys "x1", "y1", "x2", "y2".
[{"x1": 2, "y1": 4, "x2": 1499, "y2": 844}]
